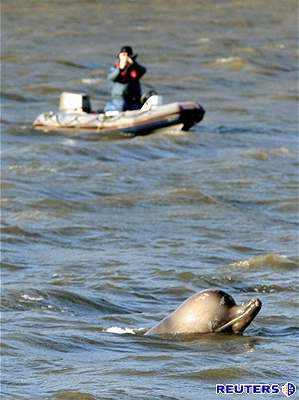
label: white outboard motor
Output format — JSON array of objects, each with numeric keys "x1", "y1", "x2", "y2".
[
  {"x1": 141, "y1": 92, "x2": 163, "y2": 111},
  {"x1": 59, "y1": 92, "x2": 91, "y2": 113}
]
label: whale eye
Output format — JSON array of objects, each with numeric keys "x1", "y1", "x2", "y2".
[{"x1": 224, "y1": 294, "x2": 236, "y2": 306}]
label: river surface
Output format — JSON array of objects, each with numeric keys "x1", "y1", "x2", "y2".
[{"x1": 1, "y1": 1, "x2": 299, "y2": 399}]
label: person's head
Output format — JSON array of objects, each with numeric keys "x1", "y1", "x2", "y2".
[{"x1": 119, "y1": 46, "x2": 133, "y2": 57}]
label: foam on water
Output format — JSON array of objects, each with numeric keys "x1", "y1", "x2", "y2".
[{"x1": 104, "y1": 327, "x2": 144, "y2": 335}]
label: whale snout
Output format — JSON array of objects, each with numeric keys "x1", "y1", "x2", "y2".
[
  {"x1": 246, "y1": 298, "x2": 262, "y2": 313},
  {"x1": 253, "y1": 298, "x2": 262, "y2": 309},
  {"x1": 231, "y1": 298, "x2": 262, "y2": 333}
]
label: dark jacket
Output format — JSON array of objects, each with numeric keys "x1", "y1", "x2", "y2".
[{"x1": 107, "y1": 60, "x2": 146, "y2": 111}]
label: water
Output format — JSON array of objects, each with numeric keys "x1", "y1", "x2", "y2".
[{"x1": 1, "y1": 1, "x2": 299, "y2": 399}]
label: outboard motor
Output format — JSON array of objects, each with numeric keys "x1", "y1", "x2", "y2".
[
  {"x1": 141, "y1": 90, "x2": 163, "y2": 111},
  {"x1": 59, "y1": 92, "x2": 92, "y2": 113}
]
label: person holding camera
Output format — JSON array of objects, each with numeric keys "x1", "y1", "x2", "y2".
[{"x1": 104, "y1": 46, "x2": 146, "y2": 113}]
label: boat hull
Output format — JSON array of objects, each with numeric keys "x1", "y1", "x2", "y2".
[{"x1": 33, "y1": 102, "x2": 205, "y2": 135}]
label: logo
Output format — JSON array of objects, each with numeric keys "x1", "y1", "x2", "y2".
[
  {"x1": 216, "y1": 383, "x2": 297, "y2": 396},
  {"x1": 281, "y1": 383, "x2": 296, "y2": 397}
]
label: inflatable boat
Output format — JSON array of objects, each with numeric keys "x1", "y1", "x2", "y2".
[{"x1": 33, "y1": 92, "x2": 205, "y2": 136}]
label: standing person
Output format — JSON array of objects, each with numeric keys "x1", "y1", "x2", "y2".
[{"x1": 104, "y1": 46, "x2": 146, "y2": 113}]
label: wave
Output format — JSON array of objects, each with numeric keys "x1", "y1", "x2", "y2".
[
  {"x1": 208, "y1": 54, "x2": 293, "y2": 76},
  {"x1": 54, "y1": 60, "x2": 90, "y2": 69},
  {"x1": 1, "y1": 91, "x2": 32, "y2": 102},
  {"x1": 172, "y1": 366, "x2": 250, "y2": 381},
  {"x1": 1, "y1": 288, "x2": 135, "y2": 315},
  {"x1": 81, "y1": 78, "x2": 104, "y2": 85},
  {"x1": 0, "y1": 261, "x2": 25, "y2": 271},
  {"x1": 23, "y1": 84, "x2": 62, "y2": 95},
  {"x1": 208, "y1": 56, "x2": 250, "y2": 72},
  {"x1": 240, "y1": 284, "x2": 297, "y2": 294},
  {"x1": 1, "y1": 289, "x2": 54, "y2": 312},
  {"x1": 216, "y1": 125, "x2": 285, "y2": 135},
  {"x1": 209, "y1": 56, "x2": 249, "y2": 71},
  {"x1": 229, "y1": 254, "x2": 298, "y2": 270},
  {"x1": 163, "y1": 188, "x2": 217, "y2": 205},
  {"x1": 142, "y1": 187, "x2": 217, "y2": 207},
  {"x1": 272, "y1": 93, "x2": 299, "y2": 102},
  {"x1": 48, "y1": 391, "x2": 97, "y2": 400},
  {"x1": 244, "y1": 147, "x2": 290, "y2": 161},
  {"x1": 1, "y1": 224, "x2": 43, "y2": 239}
]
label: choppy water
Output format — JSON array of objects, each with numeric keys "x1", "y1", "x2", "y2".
[{"x1": 1, "y1": 1, "x2": 299, "y2": 399}]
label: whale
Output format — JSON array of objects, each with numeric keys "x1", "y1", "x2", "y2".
[{"x1": 145, "y1": 289, "x2": 262, "y2": 336}]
